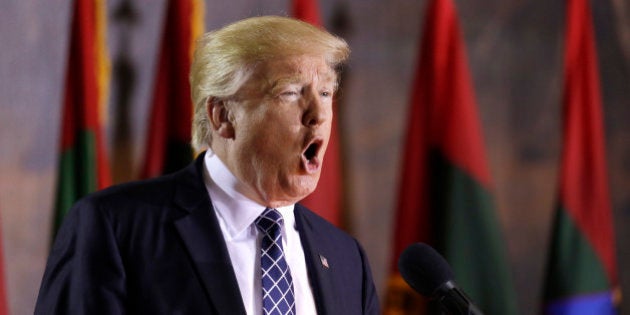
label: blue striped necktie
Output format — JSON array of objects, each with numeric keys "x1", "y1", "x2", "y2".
[{"x1": 255, "y1": 208, "x2": 296, "y2": 315}]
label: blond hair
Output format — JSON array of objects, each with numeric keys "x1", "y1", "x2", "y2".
[{"x1": 189, "y1": 16, "x2": 350, "y2": 151}]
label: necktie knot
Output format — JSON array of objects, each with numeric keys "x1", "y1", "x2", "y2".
[{"x1": 255, "y1": 208, "x2": 283, "y2": 235}]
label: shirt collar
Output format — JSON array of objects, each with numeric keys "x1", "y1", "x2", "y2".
[{"x1": 202, "y1": 151, "x2": 295, "y2": 239}]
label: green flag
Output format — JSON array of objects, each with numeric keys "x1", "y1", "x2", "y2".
[
  {"x1": 54, "y1": 0, "x2": 111, "y2": 233},
  {"x1": 542, "y1": 0, "x2": 621, "y2": 313},
  {"x1": 385, "y1": 0, "x2": 518, "y2": 314}
]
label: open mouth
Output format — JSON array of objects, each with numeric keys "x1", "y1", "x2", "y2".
[{"x1": 301, "y1": 138, "x2": 323, "y2": 173}]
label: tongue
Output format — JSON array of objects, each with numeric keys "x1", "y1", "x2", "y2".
[{"x1": 302, "y1": 154, "x2": 320, "y2": 173}]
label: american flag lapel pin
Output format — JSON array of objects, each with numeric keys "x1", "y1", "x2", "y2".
[{"x1": 319, "y1": 254, "x2": 329, "y2": 269}]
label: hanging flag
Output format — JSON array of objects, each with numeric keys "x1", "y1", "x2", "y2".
[
  {"x1": 141, "y1": 0, "x2": 204, "y2": 178},
  {"x1": 292, "y1": 0, "x2": 321, "y2": 24},
  {"x1": 293, "y1": 0, "x2": 344, "y2": 227},
  {"x1": 542, "y1": 0, "x2": 621, "y2": 313},
  {"x1": 384, "y1": 0, "x2": 518, "y2": 314},
  {"x1": 54, "y1": 0, "x2": 112, "y2": 234}
]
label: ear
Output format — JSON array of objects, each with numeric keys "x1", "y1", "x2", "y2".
[{"x1": 207, "y1": 97, "x2": 235, "y2": 139}]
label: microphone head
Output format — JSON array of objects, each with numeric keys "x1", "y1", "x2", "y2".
[{"x1": 397, "y1": 243, "x2": 454, "y2": 297}]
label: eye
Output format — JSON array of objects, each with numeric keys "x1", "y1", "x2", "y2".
[
  {"x1": 320, "y1": 90, "x2": 333, "y2": 100},
  {"x1": 277, "y1": 85, "x2": 301, "y2": 102},
  {"x1": 282, "y1": 90, "x2": 298, "y2": 97}
]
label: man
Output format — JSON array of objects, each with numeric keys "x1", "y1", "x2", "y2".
[{"x1": 35, "y1": 16, "x2": 380, "y2": 314}]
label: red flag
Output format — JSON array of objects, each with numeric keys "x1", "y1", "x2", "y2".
[
  {"x1": 141, "y1": 0, "x2": 204, "y2": 178},
  {"x1": 54, "y1": 0, "x2": 112, "y2": 232},
  {"x1": 560, "y1": 0, "x2": 618, "y2": 285},
  {"x1": 292, "y1": 0, "x2": 321, "y2": 25},
  {"x1": 385, "y1": 0, "x2": 517, "y2": 314},
  {"x1": 542, "y1": 0, "x2": 621, "y2": 312},
  {"x1": 391, "y1": 0, "x2": 492, "y2": 272},
  {"x1": 293, "y1": 0, "x2": 344, "y2": 227}
]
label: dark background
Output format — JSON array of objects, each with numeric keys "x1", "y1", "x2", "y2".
[{"x1": 1, "y1": 0, "x2": 628, "y2": 314}]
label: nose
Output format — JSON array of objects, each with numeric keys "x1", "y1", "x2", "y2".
[{"x1": 302, "y1": 91, "x2": 329, "y2": 127}]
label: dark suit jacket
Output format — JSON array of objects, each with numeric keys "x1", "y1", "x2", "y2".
[{"x1": 35, "y1": 153, "x2": 380, "y2": 314}]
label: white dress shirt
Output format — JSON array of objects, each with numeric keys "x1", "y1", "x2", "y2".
[{"x1": 202, "y1": 152, "x2": 317, "y2": 315}]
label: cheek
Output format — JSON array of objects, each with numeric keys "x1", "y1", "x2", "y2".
[
  {"x1": 236, "y1": 106, "x2": 303, "y2": 158},
  {"x1": 266, "y1": 110, "x2": 302, "y2": 137},
  {"x1": 322, "y1": 117, "x2": 333, "y2": 136}
]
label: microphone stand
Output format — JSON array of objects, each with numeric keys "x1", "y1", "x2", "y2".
[{"x1": 433, "y1": 281, "x2": 484, "y2": 315}]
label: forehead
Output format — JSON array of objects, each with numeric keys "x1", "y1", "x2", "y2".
[
  {"x1": 259, "y1": 55, "x2": 337, "y2": 85},
  {"x1": 234, "y1": 55, "x2": 338, "y2": 99}
]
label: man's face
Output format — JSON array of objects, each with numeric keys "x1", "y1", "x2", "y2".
[{"x1": 222, "y1": 55, "x2": 336, "y2": 207}]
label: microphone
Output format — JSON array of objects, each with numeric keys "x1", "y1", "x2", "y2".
[{"x1": 398, "y1": 243, "x2": 484, "y2": 315}]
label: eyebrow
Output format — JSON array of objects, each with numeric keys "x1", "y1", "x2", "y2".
[
  {"x1": 268, "y1": 77, "x2": 301, "y2": 94},
  {"x1": 267, "y1": 72, "x2": 338, "y2": 95}
]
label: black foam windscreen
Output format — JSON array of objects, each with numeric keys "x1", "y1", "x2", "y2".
[{"x1": 397, "y1": 243, "x2": 454, "y2": 297}]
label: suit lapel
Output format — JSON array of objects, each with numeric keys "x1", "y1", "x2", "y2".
[
  {"x1": 172, "y1": 153, "x2": 246, "y2": 315},
  {"x1": 294, "y1": 205, "x2": 342, "y2": 315}
]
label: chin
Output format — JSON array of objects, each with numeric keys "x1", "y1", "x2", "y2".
[
  {"x1": 298, "y1": 175, "x2": 320, "y2": 194},
  {"x1": 263, "y1": 173, "x2": 319, "y2": 205}
]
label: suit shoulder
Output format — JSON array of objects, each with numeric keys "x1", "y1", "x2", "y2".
[
  {"x1": 82, "y1": 173, "x2": 179, "y2": 207},
  {"x1": 61, "y1": 173, "x2": 187, "y2": 229}
]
